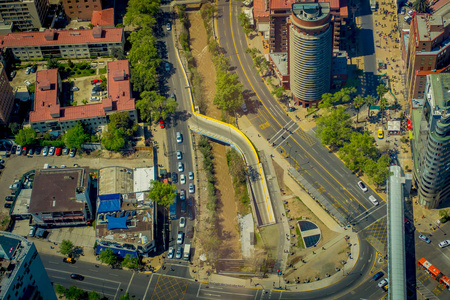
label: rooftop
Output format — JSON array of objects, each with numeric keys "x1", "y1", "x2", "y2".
[
  {"x1": 133, "y1": 167, "x2": 156, "y2": 193},
  {"x1": 98, "y1": 166, "x2": 134, "y2": 195},
  {"x1": 91, "y1": 8, "x2": 115, "y2": 27},
  {"x1": 28, "y1": 167, "x2": 89, "y2": 214},
  {"x1": 253, "y1": 0, "x2": 269, "y2": 19},
  {"x1": 0, "y1": 27, "x2": 123, "y2": 49},
  {"x1": 414, "y1": 14, "x2": 449, "y2": 43},
  {"x1": 269, "y1": 52, "x2": 288, "y2": 76},
  {"x1": 292, "y1": 2, "x2": 330, "y2": 22},
  {"x1": 428, "y1": 73, "x2": 450, "y2": 111},
  {"x1": 10, "y1": 189, "x2": 32, "y2": 217}
]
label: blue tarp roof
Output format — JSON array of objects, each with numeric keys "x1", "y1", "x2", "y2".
[
  {"x1": 96, "y1": 245, "x2": 137, "y2": 258},
  {"x1": 98, "y1": 193, "x2": 121, "y2": 213},
  {"x1": 107, "y1": 213, "x2": 129, "y2": 230}
]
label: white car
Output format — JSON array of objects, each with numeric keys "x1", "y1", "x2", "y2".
[
  {"x1": 71, "y1": 86, "x2": 79, "y2": 91},
  {"x1": 16, "y1": 145, "x2": 22, "y2": 155},
  {"x1": 178, "y1": 162, "x2": 184, "y2": 172},
  {"x1": 168, "y1": 246, "x2": 174, "y2": 259},
  {"x1": 378, "y1": 278, "x2": 388, "y2": 288},
  {"x1": 180, "y1": 217, "x2": 186, "y2": 228},
  {"x1": 90, "y1": 96, "x2": 100, "y2": 101},
  {"x1": 176, "y1": 247, "x2": 182, "y2": 259},
  {"x1": 176, "y1": 132, "x2": 182, "y2": 143},
  {"x1": 24, "y1": 80, "x2": 31, "y2": 86},
  {"x1": 177, "y1": 151, "x2": 182, "y2": 160},
  {"x1": 368, "y1": 195, "x2": 378, "y2": 206},
  {"x1": 180, "y1": 174, "x2": 186, "y2": 185},
  {"x1": 419, "y1": 234, "x2": 431, "y2": 244},
  {"x1": 49, "y1": 146, "x2": 55, "y2": 156},
  {"x1": 177, "y1": 231, "x2": 184, "y2": 245},
  {"x1": 357, "y1": 181, "x2": 368, "y2": 192},
  {"x1": 189, "y1": 183, "x2": 195, "y2": 194},
  {"x1": 42, "y1": 146, "x2": 49, "y2": 156},
  {"x1": 439, "y1": 240, "x2": 450, "y2": 248},
  {"x1": 188, "y1": 171, "x2": 194, "y2": 180}
]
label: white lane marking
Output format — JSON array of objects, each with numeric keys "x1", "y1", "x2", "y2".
[
  {"x1": 197, "y1": 283, "x2": 202, "y2": 298},
  {"x1": 126, "y1": 272, "x2": 135, "y2": 294},
  {"x1": 45, "y1": 268, "x2": 121, "y2": 284},
  {"x1": 143, "y1": 273, "x2": 154, "y2": 300}
]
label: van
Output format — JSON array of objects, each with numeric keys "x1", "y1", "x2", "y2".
[
  {"x1": 176, "y1": 132, "x2": 182, "y2": 143},
  {"x1": 44, "y1": 163, "x2": 49, "y2": 169}
]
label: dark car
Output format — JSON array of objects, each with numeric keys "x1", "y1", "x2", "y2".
[
  {"x1": 30, "y1": 65, "x2": 37, "y2": 73},
  {"x1": 63, "y1": 147, "x2": 70, "y2": 155},
  {"x1": 186, "y1": 227, "x2": 193, "y2": 238},
  {"x1": 34, "y1": 147, "x2": 41, "y2": 155},
  {"x1": 172, "y1": 172, "x2": 178, "y2": 183},
  {"x1": 5, "y1": 196, "x2": 14, "y2": 202},
  {"x1": 63, "y1": 257, "x2": 75, "y2": 264},
  {"x1": 0, "y1": 164, "x2": 4, "y2": 169},
  {"x1": 373, "y1": 271, "x2": 384, "y2": 281},
  {"x1": 170, "y1": 93, "x2": 176, "y2": 100},
  {"x1": 4, "y1": 203, "x2": 11, "y2": 208},
  {"x1": 11, "y1": 145, "x2": 16, "y2": 154},
  {"x1": 70, "y1": 274, "x2": 84, "y2": 280}
]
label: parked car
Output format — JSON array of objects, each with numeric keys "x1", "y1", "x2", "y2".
[
  {"x1": 10, "y1": 183, "x2": 20, "y2": 190},
  {"x1": 170, "y1": 93, "x2": 176, "y2": 100},
  {"x1": 10, "y1": 71, "x2": 16, "y2": 79},
  {"x1": 159, "y1": 119, "x2": 165, "y2": 129},
  {"x1": 49, "y1": 146, "x2": 55, "y2": 156},
  {"x1": 4, "y1": 203, "x2": 11, "y2": 208},
  {"x1": 177, "y1": 151, "x2": 182, "y2": 160},
  {"x1": 188, "y1": 171, "x2": 194, "y2": 180},
  {"x1": 91, "y1": 79, "x2": 102, "y2": 85},
  {"x1": 357, "y1": 181, "x2": 368, "y2": 192},
  {"x1": 180, "y1": 174, "x2": 186, "y2": 185},
  {"x1": 0, "y1": 159, "x2": 4, "y2": 163},
  {"x1": 90, "y1": 96, "x2": 101, "y2": 101},
  {"x1": 189, "y1": 183, "x2": 195, "y2": 194},
  {"x1": 21, "y1": 146, "x2": 27, "y2": 155},
  {"x1": 373, "y1": 271, "x2": 384, "y2": 281},
  {"x1": 172, "y1": 172, "x2": 178, "y2": 183},
  {"x1": 25, "y1": 67, "x2": 31, "y2": 75},
  {"x1": 11, "y1": 145, "x2": 16, "y2": 154},
  {"x1": 16, "y1": 145, "x2": 22, "y2": 156},
  {"x1": 29, "y1": 227, "x2": 35, "y2": 237},
  {"x1": 378, "y1": 128, "x2": 384, "y2": 139},
  {"x1": 0, "y1": 164, "x2": 3, "y2": 169},
  {"x1": 71, "y1": 86, "x2": 80, "y2": 91},
  {"x1": 178, "y1": 162, "x2": 184, "y2": 172},
  {"x1": 439, "y1": 240, "x2": 450, "y2": 248},
  {"x1": 165, "y1": 62, "x2": 170, "y2": 72},
  {"x1": 30, "y1": 65, "x2": 37, "y2": 73},
  {"x1": 34, "y1": 147, "x2": 41, "y2": 155},
  {"x1": 418, "y1": 234, "x2": 431, "y2": 244},
  {"x1": 168, "y1": 247, "x2": 174, "y2": 259},
  {"x1": 55, "y1": 147, "x2": 62, "y2": 156},
  {"x1": 70, "y1": 274, "x2": 84, "y2": 281},
  {"x1": 69, "y1": 148, "x2": 76, "y2": 157},
  {"x1": 24, "y1": 80, "x2": 31, "y2": 86},
  {"x1": 180, "y1": 217, "x2": 186, "y2": 228},
  {"x1": 180, "y1": 189, "x2": 186, "y2": 201},
  {"x1": 63, "y1": 147, "x2": 69, "y2": 155},
  {"x1": 5, "y1": 196, "x2": 14, "y2": 202},
  {"x1": 91, "y1": 90, "x2": 100, "y2": 96},
  {"x1": 42, "y1": 146, "x2": 49, "y2": 156},
  {"x1": 166, "y1": 22, "x2": 172, "y2": 31},
  {"x1": 186, "y1": 227, "x2": 194, "y2": 238},
  {"x1": 177, "y1": 231, "x2": 184, "y2": 245},
  {"x1": 28, "y1": 148, "x2": 34, "y2": 155},
  {"x1": 378, "y1": 278, "x2": 388, "y2": 288},
  {"x1": 176, "y1": 247, "x2": 182, "y2": 259}
]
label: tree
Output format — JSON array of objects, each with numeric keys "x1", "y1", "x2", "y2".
[
  {"x1": 100, "y1": 74, "x2": 107, "y2": 90},
  {"x1": 439, "y1": 209, "x2": 450, "y2": 220},
  {"x1": 121, "y1": 254, "x2": 139, "y2": 270},
  {"x1": 148, "y1": 180, "x2": 177, "y2": 207},
  {"x1": 379, "y1": 97, "x2": 388, "y2": 124},
  {"x1": 365, "y1": 95, "x2": 376, "y2": 118},
  {"x1": 353, "y1": 96, "x2": 365, "y2": 123},
  {"x1": 238, "y1": 12, "x2": 252, "y2": 35},
  {"x1": 338, "y1": 132, "x2": 378, "y2": 172},
  {"x1": 98, "y1": 248, "x2": 118, "y2": 266},
  {"x1": 213, "y1": 70, "x2": 244, "y2": 112},
  {"x1": 8, "y1": 122, "x2": 21, "y2": 135},
  {"x1": 412, "y1": 0, "x2": 429, "y2": 13},
  {"x1": 123, "y1": 0, "x2": 161, "y2": 27},
  {"x1": 64, "y1": 285, "x2": 85, "y2": 300},
  {"x1": 88, "y1": 291, "x2": 101, "y2": 300},
  {"x1": 55, "y1": 284, "x2": 66, "y2": 296},
  {"x1": 111, "y1": 47, "x2": 126, "y2": 60},
  {"x1": 60, "y1": 240, "x2": 74, "y2": 256},
  {"x1": 14, "y1": 128, "x2": 37, "y2": 145},
  {"x1": 47, "y1": 58, "x2": 59, "y2": 69},
  {"x1": 136, "y1": 91, "x2": 178, "y2": 124},
  {"x1": 64, "y1": 122, "x2": 90, "y2": 149},
  {"x1": 109, "y1": 111, "x2": 138, "y2": 138},
  {"x1": 119, "y1": 294, "x2": 132, "y2": 300},
  {"x1": 271, "y1": 86, "x2": 285, "y2": 100},
  {"x1": 102, "y1": 126, "x2": 126, "y2": 152},
  {"x1": 316, "y1": 106, "x2": 353, "y2": 149},
  {"x1": 376, "y1": 84, "x2": 388, "y2": 100}
]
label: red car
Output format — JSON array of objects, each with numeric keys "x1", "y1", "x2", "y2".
[
  {"x1": 55, "y1": 147, "x2": 62, "y2": 156},
  {"x1": 90, "y1": 79, "x2": 102, "y2": 85},
  {"x1": 159, "y1": 119, "x2": 165, "y2": 129},
  {"x1": 22, "y1": 146, "x2": 27, "y2": 155}
]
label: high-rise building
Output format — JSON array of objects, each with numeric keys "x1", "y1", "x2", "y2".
[
  {"x1": 0, "y1": 62, "x2": 14, "y2": 124},
  {"x1": 403, "y1": 14, "x2": 450, "y2": 110},
  {"x1": 289, "y1": 2, "x2": 333, "y2": 107},
  {"x1": 0, "y1": 232, "x2": 57, "y2": 300},
  {"x1": 0, "y1": 0, "x2": 49, "y2": 31},
  {"x1": 61, "y1": 0, "x2": 102, "y2": 21},
  {"x1": 412, "y1": 73, "x2": 450, "y2": 209}
]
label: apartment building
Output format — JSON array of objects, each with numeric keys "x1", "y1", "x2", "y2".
[
  {"x1": 0, "y1": 0, "x2": 49, "y2": 31},
  {"x1": 62, "y1": 0, "x2": 102, "y2": 21},
  {"x1": 29, "y1": 59, "x2": 136, "y2": 133},
  {"x1": 0, "y1": 232, "x2": 57, "y2": 300},
  {"x1": 0, "y1": 62, "x2": 14, "y2": 124},
  {"x1": 404, "y1": 14, "x2": 450, "y2": 110},
  {"x1": 0, "y1": 27, "x2": 124, "y2": 60},
  {"x1": 412, "y1": 73, "x2": 450, "y2": 209}
]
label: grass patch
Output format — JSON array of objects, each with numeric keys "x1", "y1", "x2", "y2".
[
  {"x1": 259, "y1": 224, "x2": 279, "y2": 259},
  {"x1": 297, "y1": 237, "x2": 305, "y2": 249},
  {"x1": 99, "y1": 67, "x2": 107, "y2": 75}
]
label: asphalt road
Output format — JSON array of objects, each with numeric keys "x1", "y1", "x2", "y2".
[{"x1": 215, "y1": 0, "x2": 384, "y2": 232}]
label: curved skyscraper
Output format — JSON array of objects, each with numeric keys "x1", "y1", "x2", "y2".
[{"x1": 289, "y1": 3, "x2": 332, "y2": 107}]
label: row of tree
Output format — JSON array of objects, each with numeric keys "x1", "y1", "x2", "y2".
[{"x1": 55, "y1": 284, "x2": 132, "y2": 300}]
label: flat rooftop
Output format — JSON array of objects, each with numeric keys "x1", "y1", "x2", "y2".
[
  {"x1": 98, "y1": 166, "x2": 134, "y2": 195},
  {"x1": 269, "y1": 52, "x2": 288, "y2": 76},
  {"x1": 10, "y1": 189, "x2": 32, "y2": 217}
]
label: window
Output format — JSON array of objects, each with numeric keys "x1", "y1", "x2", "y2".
[{"x1": 86, "y1": 5, "x2": 89, "y2": 8}]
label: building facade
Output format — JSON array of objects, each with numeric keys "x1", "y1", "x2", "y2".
[
  {"x1": 0, "y1": 62, "x2": 14, "y2": 124},
  {"x1": 30, "y1": 60, "x2": 137, "y2": 133},
  {"x1": 404, "y1": 14, "x2": 450, "y2": 110},
  {"x1": 0, "y1": 0, "x2": 49, "y2": 31},
  {"x1": 28, "y1": 167, "x2": 93, "y2": 226},
  {"x1": 289, "y1": 2, "x2": 332, "y2": 107},
  {"x1": 62, "y1": 0, "x2": 102, "y2": 21},
  {"x1": 0, "y1": 27, "x2": 124, "y2": 60},
  {"x1": 0, "y1": 232, "x2": 57, "y2": 300},
  {"x1": 413, "y1": 73, "x2": 450, "y2": 209}
]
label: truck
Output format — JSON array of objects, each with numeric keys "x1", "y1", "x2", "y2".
[
  {"x1": 169, "y1": 191, "x2": 177, "y2": 220},
  {"x1": 183, "y1": 244, "x2": 191, "y2": 260},
  {"x1": 370, "y1": 0, "x2": 377, "y2": 11}
]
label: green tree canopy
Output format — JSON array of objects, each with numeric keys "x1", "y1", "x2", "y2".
[
  {"x1": 8, "y1": 122, "x2": 21, "y2": 135},
  {"x1": 338, "y1": 132, "x2": 378, "y2": 172},
  {"x1": 238, "y1": 12, "x2": 252, "y2": 35},
  {"x1": 148, "y1": 180, "x2": 177, "y2": 207},
  {"x1": 365, "y1": 95, "x2": 376, "y2": 117},
  {"x1": 55, "y1": 284, "x2": 66, "y2": 296},
  {"x1": 136, "y1": 91, "x2": 178, "y2": 124},
  {"x1": 88, "y1": 291, "x2": 101, "y2": 300},
  {"x1": 316, "y1": 106, "x2": 352, "y2": 149},
  {"x1": 109, "y1": 112, "x2": 138, "y2": 138},
  {"x1": 102, "y1": 126, "x2": 126, "y2": 152},
  {"x1": 363, "y1": 155, "x2": 391, "y2": 185},
  {"x1": 64, "y1": 122, "x2": 90, "y2": 149},
  {"x1": 213, "y1": 70, "x2": 244, "y2": 111},
  {"x1": 412, "y1": 0, "x2": 429, "y2": 13},
  {"x1": 119, "y1": 294, "x2": 132, "y2": 300},
  {"x1": 271, "y1": 86, "x2": 285, "y2": 99},
  {"x1": 98, "y1": 248, "x2": 118, "y2": 266},
  {"x1": 376, "y1": 84, "x2": 388, "y2": 100},
  {"x1": 14, "y1": 127, "x2": 37, "y2": 146},
  {"x1": 353, "y1": 96, "x2": 365, "y2": 123},
  {"x1": 64, "y1": 285, "x2": 85, "y2": 300},
  {"x1": 123, "y1": 0, "x2": 160, "y2": 27},
  {"x1": 60, "y1": 240, "x2": 74, "y2": 256},
  {"x1": 47, "y1": 58, "x2": 59, "y2": 69},
  {"x1": 121, "y1": 254, "x2": 139, "y2": 270}
]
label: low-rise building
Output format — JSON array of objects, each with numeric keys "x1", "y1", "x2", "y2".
[
  {"x1": 0, "y1": 232, "x2": 57, "y2": 300},
  {"x1": 0, "y1": 27, "x2": 124, "y2": 60},
  {"x1": 28, "y1": 167, "x2": 93, "y2": 226},
  {"x1": 30, "y1": 59, "x2": 137, "y2": 133},
  {"x1": 62, "y1": 0, "x2": 102, "y2": 21},
  {"x1": 91, "y1": 8, "x2": 115, "y2": 28}
]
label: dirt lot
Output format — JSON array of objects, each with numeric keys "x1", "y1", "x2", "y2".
[{"x1": 186, "y1": 10, "x2": 242, "y2": 259}]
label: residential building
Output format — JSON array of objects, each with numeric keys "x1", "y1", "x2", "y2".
[
  {"x1": 0, "y1": 27, "x2": 125, "y2": 60},
  {"x1": 29, "y1": 59, "x2": 137, "y2": 133},
  {"x1": 62, "y1": 0, "x2": 102, "y2": 21},
  {"x1": 0, "y1": 0, "x2": 49, "y2": 31},
  {"x1": 28, "y1": 166, "x2": 93, "y2": 226},
  {"x1": 289, "y1": 2, "x2": 333, "y2": 107},
  {"x1": 0, "y1": 62, "x2": 14, "y2": 124},
  {"x1": 91, "y1": 8, "x2": 115, "y2": 28},
  {"x1": 412, "y1": 73, "x2": 450, "y2": 209},
  {"x1": 0, "y1": 232, "x2": 57, "y2": 300},
  {"x1": 404, "y1": 14, "x2": 450, "y2": 110}
]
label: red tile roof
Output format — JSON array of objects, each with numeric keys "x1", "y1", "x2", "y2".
[
  {"x1": 30, "y1": 60, "x2": 135, "y2": 124},
  {"x1": 254, "y1": 0, "x2": 270, "y2": 18},
  {"x1": 270, "y1": 0, "x2": 296, "y2": 10},
  {"x1": 0, "y1": 27, "x2": 123, "y2": 49},
  {"x1": 91, "y1": 8, "x2": 115, "y2": 27}
]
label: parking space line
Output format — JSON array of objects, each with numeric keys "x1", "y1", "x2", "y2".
[{"x1": 126, "y1": 272, "x2": 135, "y2": 294}]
